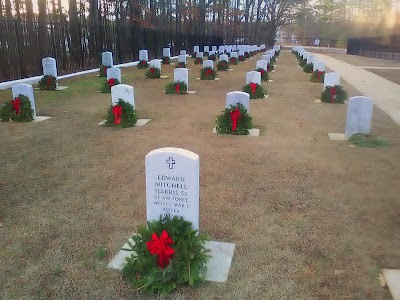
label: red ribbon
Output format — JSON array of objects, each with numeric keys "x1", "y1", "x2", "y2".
[
  {"x1": 230, "y1": 107, "x2": 241, "y2": 132},
  {"x1": 175, "y1": 83, "x2": 180, "y2": 93},
  {"x1": 141, "y1": 60, "x2": 147, "y2": 65},
  {"x1": 317, "y1": 71, "x2": 323, "y2": 81},
  {"x1": 260, "y1": 69, "x2": 265, "y2": 74},
  {"x1": 231, "y1": 58, "x2": 235, "y2": 63},
  {"x1": 103, "y1": 66, "x2": 108, "y2": 74},
  {"x1": 146, "y1": 230, "x2": 175, "y2": 268},
  {"x1": 206, "y1": 69, "x2": 213, "y2": 76},
  {"x1": 46, "y1": 76, "x2": 51, "y2": 89},
  {"x1": 11, "y1": 97, "x2": 21, "y2": 115},
  {"x1": 108, "y1": 78, "x2": 116, "y2": 87},
  {"x1": 112, "y1": 105, "x2": 122, "y2": 125},
  {"x1": 250, "y1": 82, "x2": 257, "y2": 94},
  {"x1": 150, "y1": 68, "x2": 155, "y2": 74},
  {"x1": 330, "y1": 86, "x2": 337, "y2": 103}
]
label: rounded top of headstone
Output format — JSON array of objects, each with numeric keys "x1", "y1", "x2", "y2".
[{"x1": 146, "y1": 147, "x2": 199, "y2": 160}]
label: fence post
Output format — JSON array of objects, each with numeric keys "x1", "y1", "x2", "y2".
[{"x1": 14, "y1": 20, "x2": 26, "y2": 78}]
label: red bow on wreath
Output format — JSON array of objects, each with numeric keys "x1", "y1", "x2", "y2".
[
  {"x1": 250, "y1": 82, "x2": 257, "y2": 94},
  {"x1": 112, "y1": 105, "x2": 122, "y2": 125},
  {"x1": 329, "y1": 86, "x2": 337, "y2": 103},
  {"x1": 146, "y1": 230, "x2": 175, "y2": 268},
  {"x1": 108, "y1": 78, "x2": 116, "y2": 87},
  {"x1": 11, "y1": 97, "x2": 21, "y2": 115},
  {"x1": 317, "y1": 71, "x2": 323, "y2": 81},
  {"x1": 46, "y1": 76, "x2": 52, "y2": 89},
  {"x1": 175, "y1": 83, "x2": 180, "y2": 93},
  {"x1": 206, "y1": 69, "x2": 213, "y2": 76},
  {"x1": 260, "y1": 69, "x2": 265, "y2": 74},
  {"x1": 230, "y1": 107, "x2": 241, "y2": 132},
  {"x1": 141, "y1": 60, "x2": 147, "y2": 65},
  {"x1": 150, "y1": 68, "x2": 155, "y2": 74}
]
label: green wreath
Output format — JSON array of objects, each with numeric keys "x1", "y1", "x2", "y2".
[
  {"x1": 310, "y1": 70, "x2": 325, "y2": 82},
  {"x1": 275, "y1": 50, "x2": 280, "y2": 57},
  {"x1": 204, "y1": 52, "x2": 209, "y2": 57},
  {"x1": 105, "y1": 99, "x2": 137, "y2": 128},
  {"x1": 229, "y1": 57, "x2": 238, "y2": 65},
  {"x1": 200, "y1": 67, "x2": 217, "y2": 80},
  {"x1": 100, "y1": 78, "x2": 120, "y2": 93},
  {"x1": 250, "y1": 51, "x2": 255, "y2": 57},
  {"x1": 162, "y1": 57, "x2": 170, "y2": 65},
  {"x1": 0, "y1": 94, "x2": 33, "y2": 122},
  {"x1": 256, "y1": 68, "x2": 269, "y2": 81},
  {"x1": 238, "y1": 55, "x2": 246, "y2": 62},
  {"x1": 38, "y1": 75, "x2": 57, "y2": 91},
  {"x1": 208, "y1": 54, "x2": 216, "y2": 61},
  {"x1": 122, "y1": 215, "x2": 210, "y2": 295},
  {"x1": 299, "y1": 59, "x2": 307, "y2": 67},
  {"x1": 245, "y1": 52, "x2": 250, "y2": 58},
  {"x1": 320, "y1": 85, "x2": 348, "y2": 104},
  {"x1": 165, "y1": 80, "x2": 188, "y2": 94},
  {"x1": 217, "y1": 60, "x2": 229, "y2": 71},
  {"x1": 191, "y1": 52, "x2": 197, "y2": 58},
  {"x1": 242, "y1": 83, "x2": 266, "y2": 99},
  {"x1": 145, "y1": 67, "x2": 161, "y2": 79},
  {"x1": 137, "y1": 60, "x2": 148, "y2": 69},
  {"x1": 99, "y1": 65, "x2": 111, "y2": 77},
  {"x1": 194, "y1": 57, "x2": 203, "y2": 65},
  {"x1": 303, "y1": 63, "x2": 313, "y2": 73},
  {"x1": 215, "y1": 103, "x2": 253, "y2": 135},
  {"x1": 175, "y1": 62, "x2": 187, "y2": 68},
  {"x1": 348, "y1": 133, "x2": 391, "y2": 148}
]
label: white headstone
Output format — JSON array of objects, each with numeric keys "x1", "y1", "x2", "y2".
[
  {"x1": 163, "y1": 48, "x2": 171, "y2": 57},
  {"x1": 218, "y1": 46, "x2": 224, "y2": 54},
  {"x1": 193, "y1": 46, "x2": 200, "y2": 53},
  {"x1": 324, "y1": 72, "x2": 340, "y2": 89},
  {"x1": 111, "y1": 84, "x2": 135, "y2": 107},
  {"x1": 178, "y1": 55, "x2": 187, "y2": 63},
  {"x1": 174, "y1": 68, "x2": 189, "y2": 90},
  {"x1": 226, "y1": 91, "x2": 250, "y2": 112},
  {"x1": 106, "y1": 67, "x2": 122, "y2": 82},
  {"x1": 230, "y1": 52, "x2": 238, "y2": 58},
  {"x1": 345, "y1": 96, "x2": 374, "y2": 138},
  {"x1": 246, "y1": 71, "x2": 261, "y2": 85},
  {"x1": 219, "y1": 54, "x2": 228, "y2": 62},
  {"x1": 307, "y1": 54, "x2": 314, "y2": 64},
  {"x1": 204, "y1": 46, "x2": 209, "y2": 53},
  {"x1": 12, "y1": 84, "x2": 36, "y2": 118},
  {"x1": 212, "y1": 46, "x2": 217, "y2": 52},
  {"x1": 139, "y1": 50, "x2": 148, "y2": 61},
  {"x1": 42, "y1": 57, "x2": 57, "y2": 78},
  {"x1": 273, "y1": 45, "x2": 281, "y2": 51},
  {"x1": 256, "y1": 60, "x2": 268, "y2": 71},
  {"x1": 102, "y1": 52, "x2": 113, "y2": 67},
  {"x1": 261, "y1": 55, "x2": 271, "y2": 64},
  {"x1": 149, "y1": 59, "x2": 162, "y2": 71},
  {"x1": 261, "y1": 44, "x2": 266, "y2": 50},
  {"x1": 238, "y1": 50, "x2": 245, "y2": 57},
  {"x1": 203, "y1": 60, "x2": 214, "y2": 69},
  {"x1": 196, "y1": 52, "x2": 204, "y2": 59},
  {"x1": 146, "y1": 147, "x2": 200, "y2": 230},
  {"x1": 313, "y1": 61, "x2": 325, "y2": 72},
  {"x1": 209, "y1": 51, "x2": 216, "y2": 56},
  {"x1": 180, "y1": 50, "x2": 187, "y2": 56},
  {"x1": 232, "y1": 45, "x2": 237, "y2": 51}
]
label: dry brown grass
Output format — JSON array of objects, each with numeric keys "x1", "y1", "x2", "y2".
[{"x1": 1, "y1": 52, "x2": 399, "y2": 299}]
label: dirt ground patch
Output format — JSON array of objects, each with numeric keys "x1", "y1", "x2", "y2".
[
  {"x1": 323, "y1": 53, "x2": 400, "y2": 67},
  {"x1": 1, "y1": 52, "x2": 399, "y2": 299},
  {"x1": 364, "y1": 69, "x2": 400, "y2": 85}
]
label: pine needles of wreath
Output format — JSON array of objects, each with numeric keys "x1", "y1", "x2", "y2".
[
  {"x1": 310, "y1": 71, "x2": 325, "y2": 82},
  {"x1": 165, "y1": 80, "x2": 188, "y2": 94},
  {"x1": 242, "y1": 83, "x2": 266, "y2": 99},
  {"x1": 217, "y1": 61, "x2": 229, "y2": 71},
  {"x1": 101, "y1": 79, "x2": 120, "y2": 93},
  {"x1": 105, "y1": 99, "x2": 137, "y2": 128},
  {"x1": 122, "y1": 216, "x2": 210, "y2": 295},
  {"x1": 99, "y1": 65, "x2": 110, "y2": 77},
  {"x1": 215, "y1": 103, "x2": 253, "y2": 135},
  {"x1": 0, "y1": 95, "x2": 34, "y2": 122},
  {"x1": 320, "y1": 85, "x2": 348, "y2": 103},
  {"x1": 256, "y1": 68, "x2": 269, "y2": 81},
  {"x1": 175, "y1": 62, "x2": 187, "y2": 68},
  {"x1": 303, "y1": 63, "x2": 313, "y2": 73},
  {"x1": 145, "y1": 67, "x2": 161, "y2": 79},
  {"x1": 38, "y1": 75, "x2": 57, "y2": 91},
  {"x1": 200, "y1": 67, "x2": 217, "y2": 80},
  {"x1": 194, "y1": 57, "x2": 203, "y2": 65},
  {"x1": 137, "y1": 60, "x2": 149, "y2": 69}
]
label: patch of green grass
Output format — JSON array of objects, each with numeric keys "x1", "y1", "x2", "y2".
[
  {"x1": 349, "y1": 134, "x2": 391, "y2": 148},
  {"x1": 97, "y1": 246, "x2": 107, "y2": 259},
  {"x1": 53, "y1": 265, "x2": 62, "y2": 277}
]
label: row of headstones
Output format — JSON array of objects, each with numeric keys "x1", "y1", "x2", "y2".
[{"x1": 292, "y1": 46, "x2": 374, "y2": 138}]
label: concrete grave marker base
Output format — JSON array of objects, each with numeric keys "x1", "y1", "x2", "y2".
[
  {"x1": 314, "y1": 99, "x2": 322, "y2": 103},
  {"x1": 212, "y1": 127, "x2": 260, "y2": 136},
  {"x1": 328, "y1": 133, "x2": 347, "y2": 141},
  {"x1": 160, "y1": 75, "x2": 169, "y2": 79},
  {"x1": 264, "y1": 94, "x2": 269, "y2": 99},
  {"x1": 272, "y1": 70, "x2": 276, "y2": 73},
  {"x1": 108, "y1": 238, "x2": 235, "y2": 283},
  {"x1": 215, "y1": 78, "x2": 220, "y2": 80},
  {"x1": 56, "y1": 86, "x2": 68, "y2": 91},
  {"x1": 32, "y1": 116, "x2": 52, "y2": 122},
  {"x1": 382, "y1": 269, "x2": 400, "y2": 300},
  {"x1": 187, "y1": 91, "x2": 197, "y2": 94},
  {"x1": 268, "y1": 80, "x2": 273, "y2": 82},
  {"x1": 98, "y1": 119, "x2": 151, "y2": 126}
]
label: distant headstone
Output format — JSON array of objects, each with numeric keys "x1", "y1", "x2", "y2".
[
  {"x1": 111, "y1": 84, "x2": 135, "y2": 107},
  {"x1": 193, "y1": 46, "x2": 200, "y2": 53},
  {"x1": 273, "y1": 45, "x2": 280, "y2": 51},
  {"x1": 203, "y1": 60, "x2": 213, "y2": 69},
  {"x1": 307, "y1": 54, "x2": 314, "y2": 64},
  {"x1": 230, "y1": 52, "x2": 238, "y2": 58},
  {"x1": 12, "y1": 84, "x2": 36, "y2": 118},
  {"x1": 42, "y1": 57, "x2": 57, "y2": 78},
  {"x1": 238, "y1": 50, "x2": 245, "y2": 57},
  {"x1": 219, "y1": 54, "x2": 228, "y2": 62},
  {"x1": 226, "y1": 91, "x2": 250, "y2": 112},
  {"x1": 314, "y1": 39, "x2": 321, "y2": 46},
  {"x1": 106, "y1": 67, "x2": 122, "y2": 82},
  {"x1": 102, "y1": 51, "x2": 113, "y2": 67},
  {"x1": 149, "y1": 59, "x2": 162, "y2": 71},
  {"x1": 163, "y1": 48, "x2": 171, "y2": 57},
  {"x1": 232, "y1": 45, "x2": 237, "y2": 51},
  {"x1": 345, "y1": 97, "x2": 373, "y2": 138},
  {"x1": 324, "y1": 72, "x2": 340, "y2": 89},
  {"x1": 196, "y1": 52, "x2": 204, "y2": 59},
  {"x1": 256, "y1": 60, "x2": 268, "y2": 71},
  {"x1": 218, "y1": 46, "x2": 224, "y2": 54},
  {"x1": 180, "y1": 50, "x2": 187, "y2": 56},
  {"x1": 212, "y1": 46, "x2": 217, "y2": 52},
  {"x1": 246, "y1": 71, "x2": 261, "y2": 85},
  {"x1": 204, "y1": 46, "x2": 209, "y2": 53},
  {"x1": 178, "y1": 55, "x2": 187, "y2": 63},
  {"x1": 260, "y1": 44, "x2": 266, "y2": 50},
  {"x1": 174, "y1": 68, "x2": 189, "y2": 90},
  {"x1": 139, "y1": 50, "x2": 148, "y2": 61},
  {"x1": 209, "y1": 51, "x2": 216, "y2": 56},
  {"x1": 261, "y1": 55, "x2": 271, "y2": 64},
  {"x1": 313, "y1": 61, "x2": 325, "y2": 72},
  {"x1": 146, "y1": 147, "x2": 200, "y2": 230}
]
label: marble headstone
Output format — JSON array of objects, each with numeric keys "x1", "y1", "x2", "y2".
[
  {"x1": 324, "y1": 72, "x2": 340, "y2": 89},
  {"x1": 174, "y1": 68, "x2": 189, "y2": 90},
  {"x1": 139, "y1": 50, "x2": 148, "y2": 61},
  {"x1": 106, "y1": 67, "x2": 122, "y2": 82},
  {"x1": 256, "y1": 60, "x2": 268, "y2": 71},
  {"x1": 219, "y1": 54, "x2": 228, "y2": 62},
  {"x1": 149, "y1": 59, "x2": 161, "y2": 70},
  {"x1": 203, "y1": 60, "x2": 213, "y2": 69},
  {"x1": 230, "y1": 52, "x2": 238, "y2": 58},
  {"x1": 180, "y1": 50, "x2": 187, "y2": 56},
  {"x1": 102, "y1": 51, "x2": 113, "y2": 67},
  {"x1": 178, "y1": 55, "x2": 187, "y2": 63},
  {"x1": 163, "y1": 48, "x2": 171, "y2": 57},
  {"x1": 345, "y1": 96, "x2": 374, "y2": 138},
  {"x1": 196, "y1": 52, "x2": 204, "y2": 59},
  {"x1": 111, "y1": 84, "x2": 135, "y2": 107},
  {"x1": 226, "y1": 91, "x2": 250, "y2": 112},
  {"x1": 193, "y1": 46, "x2": 199, "y2": 53},
  {"x1": 12, "y1": 84, "x2": 36, "y2": 118},
  {"x1": 246, "y1": 71, "x2": 261, "y2": 85},
  {"x1": 212, "y1": 46, "x2": 217, "y2": 52},
  {"x1": 218, "y1": 46, "x2": 224, "y2": 54},
  {"x1": 42, "y1": 57, "x2": 57, "y2": 78},
  {"x1": 204, "y1": 46, "x2": 209, "y2": 53},
  {"x1": 261, "y1": 55, "x2": 271, "y2": 64},
  {"x1": 313, "y1": 61, "x2": 325, "y2": 72}
]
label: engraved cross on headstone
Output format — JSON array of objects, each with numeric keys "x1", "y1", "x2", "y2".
[{"x1": 166, "y1": 157, "x2": 175, "y2": 169}]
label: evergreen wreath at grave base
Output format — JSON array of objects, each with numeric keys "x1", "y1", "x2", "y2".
[
  {"x1": 137, "y1": 60, "x2": 148, "y2": 69},
  {"x1": 38, "y1": 75, "x2": 57, "y2": 91},
  {"x1": 245, "y1": 52, "x2": 250, "y2": 58},
  {"x1": 310, "y1": 70, "x2": 325, "y2": 82},
  {"x1": 105, "y1": 99, "x2": 137, "y2": 128},
  {"x1": 215, "y1": 103, "x2": 253, "y2": 135},
  {"x1": 217, "y1": 60, "x2": 229, "y2": 71},
  {"x1": 101, "y1": 78, "x2": 120, "y2": 93},
  {"x1": 238, "y1": 55, "x2": 245, "y2": 62},
  {"x1": 191, "y1": 52, "x2": 197, "y2": 58},
  {"x1": 200, "y1": 67, "x2": 217, "y2": 80},
  {"x1": 320, "y1": 85, "x2": 347, "y2": 104},
  {"x1": 268, "y1": 63, "x2": 274, "y2": 72},
  {"x1": 162, "y1": 57, "x2": 170, "y2": 64},
  {"x1": 99, "y1": 65, "x2": 110, "y2": 77},
  {"x1": 303, "y1": 63, "x2": 313, "y2": 73},
  {"x1": 256, "y1": 68, "x2": 269, "y2": 81},
  {"x1": 204, "y1": 52, "x2": 209, "y2": 57},
  {"x1": 275, "y1": 50, "x2": 280, "y2": 57},
  {"x1": 229, "y1": 57, "x2": 238, "y2": 65},
  {"x1": 145, "y1": 67, "x2": 161, "y2": 79},
  {"x1": 122, "y1": 215, "x2": 210, "y2": 296},
  {"x1": 194, "y1": 57, "x2": 203, "y2": 65},
  {"x1": 249, "y1": 51, "x2": 255, "y2": 56},
  {"x1": 175, "y1": 62, "x2": 187, "y2": 68},
  {"x1": 242, "y1": 83, "x2": 266, "y2": 99},
  {"x1": 0, "y1": 95, "x2": 33, "y2": 122},
  {"x1": 348, "y1": 133, "x2": 391, "y2": 148},
  {"x1": 299, "y1": 59, "x2": 307, "y2": 67},
  {"x1": 208, "y1": 54, "x2": 216, "y2": 61},
  {"x1": 165, "y1": 80, "x2": 188, "y2": 94}
]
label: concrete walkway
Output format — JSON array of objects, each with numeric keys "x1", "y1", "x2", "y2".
[{"x1": 314, "y1": 53, "x2": 400, "y2": 126}]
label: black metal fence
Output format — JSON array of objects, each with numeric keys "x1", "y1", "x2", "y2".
[
  {"x1": 0, "y1": 20, "x2": 224, "y2": 82},
  {"x1": 347, "y1": 35, "x2": 400, "y2": 60}
]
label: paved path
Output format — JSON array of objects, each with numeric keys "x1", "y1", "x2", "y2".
[{"x1": 314, "y1": 53, "x2": 400, "y2": 126}]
